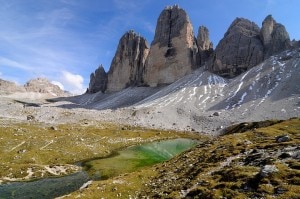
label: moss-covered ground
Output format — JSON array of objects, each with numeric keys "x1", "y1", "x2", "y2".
[
  {"x1": 1, "y1": 118, "x2": 299, "y2": 199},
  {"x1": 64, "y1": 118, "x2": 300, "y2": 199},
  {"x1": 0, "y1": 118, "x2": 201, "y2": 183}
]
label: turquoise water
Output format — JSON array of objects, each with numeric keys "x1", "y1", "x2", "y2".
[
  {"x1": 0, "y1": 138, "x2": 198, "y2": 199},
  {"x1": 83, "y1": 138, "x2": 198, "y2": 180}
]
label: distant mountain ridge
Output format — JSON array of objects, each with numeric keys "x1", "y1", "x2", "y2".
[
  {"x1": 88, "y1": 5, "x2": 297, "y2": 94},
  {"x1": 0, "y1": 77, "x2": 69, "y2": 97}
]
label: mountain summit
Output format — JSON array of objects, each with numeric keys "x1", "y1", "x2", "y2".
[{"x1": 88, "y1": 5, "x2": 295, "y2": 93}]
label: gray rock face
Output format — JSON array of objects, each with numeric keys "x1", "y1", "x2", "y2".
[
  {"x1": 24, "y1": 78, "x2": 66, "y2": 96},
  {"x1": 107, "y1": 30, "x2": 149, "y2": 92},
  {"x1": 197, "y1": 26, "x2": 213, "y2": 66},
  {"x1": 144, "y1": 5, "x2": 196, "y2": 86},
  {"x1": 88, "y1": 65, "x2": 107, "y2": 93},
  {"x1": 209, "y1": 18, "x2": 264, "y2": 78},
  {"x1": 0, "y1": 79, "x2": 25, "y2": 94},
  {"x1": 197, "y1": 26, "x2": 213, "y2": 51},
  {"x1": 260, "y1": 15, "x2": 291, "y2": 58}
]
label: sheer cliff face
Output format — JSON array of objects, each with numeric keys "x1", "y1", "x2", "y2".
[
  {"x1": 261, "y1": 15, "x2": 290, "y2": 59},
  {"x1": 144, "y1": 5, "x2": 196, "y2": 87},
  {"x1": 88, "y1": 65, "x2": 107, "y2": 93},
  {"x1": 107, "y1": 30, "x2": 149, "y2": 92},
  {"x1": 209, "y1": 18, "x2": 264, "y2": 78}
]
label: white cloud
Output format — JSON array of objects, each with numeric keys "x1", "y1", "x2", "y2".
[
  {"x1": 60, "y1": 71, "x2": 85, "y2": 94},
  {"x1": 51, "y1": 81, "x2": 64, "y2": 90}
]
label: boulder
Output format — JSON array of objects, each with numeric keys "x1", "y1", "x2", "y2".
[
  {"x1": 276, "y1": 135, "x2": 290, "y2": 143},
  {"x1": 107, "y1": 30, "x2": 149, "y2": 92},
  {"x1": 88, "y1": 65, "x2": 107, "y2": 93},
  {"x1": 144, "y1": 5, "x2": 196, "y2": 86},
  {"x1": 260, "y1": 15, "x2": 291, "y2": 58},
  {"x1": 209, "y1": 18, "x2": 264, "y2": 78},
  {"x1": 259, "y1": 165, "x2": 278, "y2": 177}
]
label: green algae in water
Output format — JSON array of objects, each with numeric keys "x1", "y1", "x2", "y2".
[{"x1": 83, "y1": 138, "x2": 198, "y2": 180}]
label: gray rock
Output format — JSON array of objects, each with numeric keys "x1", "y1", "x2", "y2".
[
  {"x1": 213, "y1": 112, "x2": 220, "y2": 116},
  {"x1": 107, "y1": 30, "x2": 149, "y2": 92},
  {"x1": 209, "y1": 18, "x2": 264, "y2": 78},
  {"x1": 24, "y1": 78, "x2": 66, "y2": 96},
  {"x1": 276, "y1": 135, "x2": 290, "y2": 143},
  {"x1": 88, "y1": 65, "x2": 107, "y2": 93},
  {"x1": 0, "y1": 79, "x2": 25, "y2": 94},
  {"x1": 144, "y1": 5, "x2": 196, "y2": 86},
  {"x1": 260, "y1": 165, "x2": 278, "y2": 177},
  {"x1": 197, "y1": 26, "x2": 213, "y2": 66},
  {"x1": 260, "y1": 15, "x2": 291, "y2": 59},
  {"x1": 27, "y1": 115, "x2": 35, "y2": 121}
]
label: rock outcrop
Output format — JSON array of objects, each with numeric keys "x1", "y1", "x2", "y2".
[
  {"x1": 0, "y1": 79, "x2": 25, "y2": 94},
  {"x1": 88, "y1": 65, "x2": 107, "y2": 93},
  {"x1": 197, "y1": 26, "x2": 213, "y2": 66},
  {"x1": 24, "y1": 78, "x2": 65, "y2": 96},
  {"x1": 144, "y1": 5, "x2": 197, "y2": 87},
  {"x1": 260, "y1": 15, "x2": 290, "y2": 58},
  {"x1": 107, "y1": 30, "x2": 149, "y2": 92},
  {"x1": 209, "y1": 18, "x2": 264, "y2": 77}
]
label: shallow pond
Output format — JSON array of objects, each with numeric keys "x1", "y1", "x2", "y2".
[
  {"x1": 0, "y1": 138, "x2": 198, "y2": 199},
  {"x1": 83, "y1": 138, "x2": 198, "y2": 180}
]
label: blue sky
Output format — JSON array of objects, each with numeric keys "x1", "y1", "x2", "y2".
[{"x1": 0, "y1": 0, "x2": 299, "y2": 94}]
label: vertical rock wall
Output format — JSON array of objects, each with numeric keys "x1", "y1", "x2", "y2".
[
  {"x1": 107, "y1": 30, "x2": 149, "y2": 92},
  {"x1": 144, "y1": 5, "x2": 196, "y2": 87}
]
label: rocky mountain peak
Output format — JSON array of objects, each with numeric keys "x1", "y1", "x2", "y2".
[
  {"x1": 151, "y1": 4, "x2": 189, "y2": 47},
  {"x1": 24, "y1": 78, "x2": 65, "y2": 96},
  {"x1": 197, "y1": 25, "x2": 214, "y2": 66},
  {"x1": 88, "y1": 65, "x2": 107, "y2": 93},
  {"x1": 144, "y1": 4, "x2": 196, "y2": 86},
  {"x1": 209, "y1": 18, "x2": 264, "y2": 77},
  {"x1": 197, "y1": 26, "x2": 213, "y2": 51},
  {"x1": 107, "y1": 30, "x2": 149, "y2": 92},
  {"x1": 260, "y1": 15, "x2": 290, "y2": 58}
]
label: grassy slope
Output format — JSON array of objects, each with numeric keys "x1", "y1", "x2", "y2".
[
  {"x1": 65, "y1": 118, "x2": 300, "y2": 199},
  {"x1": 0, "y1": 119, "x2": 200, "y2": 183}
]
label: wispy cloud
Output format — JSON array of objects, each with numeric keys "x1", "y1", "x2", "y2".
[{"x1": 0, "y1": 57, "x2": 34, "y2": 71}]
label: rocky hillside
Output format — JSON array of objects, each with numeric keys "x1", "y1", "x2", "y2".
[
  {"x1": 69, "y1": 48, "x2": 300, "y2": 134},
  {"x1": 0, "y1": 77, "x2": 68, "y2": 98},
  {"x1": 0, "y1": 79, "x2": 25, "y2": 94},
  {"x1": 138, "y1": 118, "x2": 300, "y2": 198},
  {"x1": 88, "y1": 5, "x2": 295, "y2": 93}
]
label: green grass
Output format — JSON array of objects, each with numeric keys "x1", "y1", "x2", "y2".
[
  {"x1": 0, "y1": 119, "x2": 201, "y2": 182},
  {"x1": 1, "y1": 118, "x2": 299, "y2": 199}
]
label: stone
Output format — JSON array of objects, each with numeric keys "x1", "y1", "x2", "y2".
[
  {"x1": 260, "y1": 165, "x2": 278, "y2": 177},
  {"x1": 213, "y1": 112, "x2": 220, "y2": 116},
  {"x1": 260, "y1": 15, "x2": 291, "y2": 59},
  {"x1": 144, "y1": 5, "x2": 196, "y2": 86},
  {"x1": 197, "y1": 26, "x2": 214, "y2": 66},
  {"x1": 276, "y1": 135, "x2": 290, "y2": 143},
  {"x1": 107, "y1": 30, "x2": 149, "y2": 92},
  {"x1": 88, "y1": 65, "x2": 107, "y2": 93},
  {"x1": 209, "y1": 18, "x2": 264, "y2": 78},
  {"x1": 27, "y1": 115, "x2": 35, "y2": 121}
]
